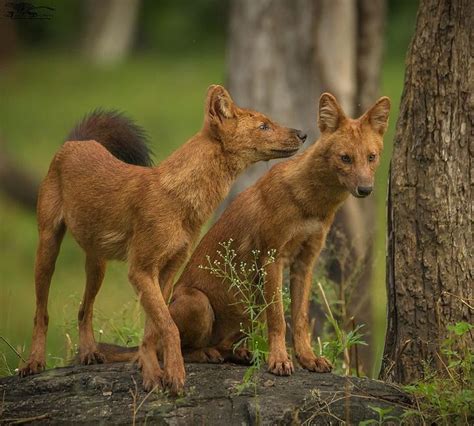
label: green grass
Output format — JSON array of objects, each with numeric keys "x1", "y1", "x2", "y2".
[{"x1": 0, "y1": 45, "x2": 408, "y2": 375}]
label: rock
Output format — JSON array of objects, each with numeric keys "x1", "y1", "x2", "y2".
[{"x1": 0, "y1": 363, "x2": 411, "y2": 424}]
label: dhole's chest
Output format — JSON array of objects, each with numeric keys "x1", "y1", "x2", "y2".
[
  {"x1": 292, "y1": 217, "x2": 323, "y2": 239},
  {"x1": 279, "y1": 217, "x2": 324, "y2": 259}
]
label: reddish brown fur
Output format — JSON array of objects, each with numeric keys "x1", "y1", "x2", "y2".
[
  {"x1": 18, "y1": 85, "x2": 305, "y2": 393},
  {"x1": 99, "y1": 93, "x2": 390, "y2": 376}
]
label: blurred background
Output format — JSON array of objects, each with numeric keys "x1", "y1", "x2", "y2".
[{"x1": 0, "y1": 0, "x2": 418, "y2": 377}]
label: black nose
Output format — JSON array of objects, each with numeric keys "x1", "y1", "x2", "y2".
[
  {"x1": 356, "y1": 186, "x2": 373, "y2": 197},
  {"x1": 296, "y1": 130, "x2": 307, "y2": 142}
]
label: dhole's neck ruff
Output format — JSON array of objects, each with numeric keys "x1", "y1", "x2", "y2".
[{"x1": 157, "y1": 135, "x2": 246, "y2": 228}]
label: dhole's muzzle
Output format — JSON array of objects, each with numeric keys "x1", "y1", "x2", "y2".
[{"x1": 268, "y1": 128, "x2": 306, "y2": 158}]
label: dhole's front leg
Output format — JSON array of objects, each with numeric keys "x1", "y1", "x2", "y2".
[
  {"x1": 264, "y1": 260, "x2": 294, "y2": 375},
  {"x1": 160, "y1": 246, "x2": 189, "y2": 304},
  {"x1": 128, "y1": 265, "x2": 185, "y2": 395},
  {"x1": 289, "y1": 235, "x2": 332, "y2": 373}
]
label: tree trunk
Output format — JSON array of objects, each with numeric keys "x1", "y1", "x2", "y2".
[
  {"x1": 224, "y1": 0, "x2": 319, "y2": 195},
  {"x1": 380, "y1": 0, "x2": 473, "y2": 384},
  {"x1": 82, "y1": 0, "x2": 141, "y2": 66},
  {"x1": 0, "y1": 363, "x2": 411, "y2": 424},
  {"x1": 223, "y1": 0, "x2": 386, "y2": 373}
]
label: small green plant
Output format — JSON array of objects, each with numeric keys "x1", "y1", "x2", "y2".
[
  {"x1": 200, "y1": 239, "x2": 368, "y2": 392},
  {"x1": 0, "y1": 337, "x2": 26, "y2": 375},
  {"x1": 315, "y1": 281, "x2": 367, "y2": 375},
  {"x1": 200, "y1": 239, "x2": 278, "y2": 393},
  {"x1": 359, "y1": 405, "x2": 400, "y2": 425},
  {"x1": 94, "y1": 297, "x2": 144, "y2": 347},
  {"x1": 310, "y1": 234, "x2": 370, "y2": 377},
  {"x1": 402, "y1": 321, "x2": 474, "y2": 425}
]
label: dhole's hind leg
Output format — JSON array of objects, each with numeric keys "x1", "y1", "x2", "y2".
[
  {"x1": 169, "y1": 288, "x2": 217, "y2": 362},
  {"x1": 20, "y1": 170, "x2": 65, "y2": 377},
  {"x1": 19, "y1": 220, "x2": 65, "y2": 376},
  {"x1": 171, "y1": 288, "x2": 251, "y2": 365},
  {"x1": 78, "y1": 256, "x2": 106, "y2": 364}
]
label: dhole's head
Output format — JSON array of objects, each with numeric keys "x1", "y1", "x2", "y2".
[
  {"x1": 317, "y1": 93, "x2": 391, "y2": 198},
  {"x1": 203, "y1": 85, "x2": 306, "y2": 162}
]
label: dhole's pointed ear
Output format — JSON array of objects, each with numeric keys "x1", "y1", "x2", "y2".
[
  {"x1": 318, "y1": 93, "x2": 346, "y2": 133},
  {"x1": 206, "y1": 84, "x2": 236, "y2": 122},
  {"x1": 365, "y1": 97, "x2": 391, "y2": 135}
]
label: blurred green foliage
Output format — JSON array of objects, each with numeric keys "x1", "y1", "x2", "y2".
[{"x1": 0, "y1": 1, "x2": 418, "y2": 376}]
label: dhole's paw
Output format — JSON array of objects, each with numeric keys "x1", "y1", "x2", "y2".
[
  {"x1": 80, "y1": 350, "x2": 106, "y2": 365},
  {"x1": 162, "y1": 354, "x2": 186, "y2": 396},
  {"x1": 184, "y1": 348, "x2": 224, "y2": 364},
  {"x1": 203, "y1": 348, "x2": 224, "y2": 364},
  {"x1": 139, "y1": 359, "x2": 163, "y2": 392},
  {"x1": 137, "y1": 351, "x2": 163, "y2": 392},
  {"x1": 162, "y1": 369, "x2": 185, "y2": 396},
  {"x1": 19, "y1": 359, "x2": 45, "y2": 377},
  {"x1": 267, "y1": 353, "x2": 294, "y2": 376},
  {"x1": 231, "y1": 347, "x2": 252, "y2": 365},
  {"x1": 297, "y1": 354, "x2": 333, "y2": 373},
  {"x1": 142, "y1": 370, "x2": 164, "y2": 392}
]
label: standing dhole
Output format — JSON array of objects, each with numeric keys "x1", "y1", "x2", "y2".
[
  {"x1": 97, "y1": 92, "x2": 390, "y2": 376},
  {"x1": 19, "y1": 84, "x2": 306, "y2": 393}
]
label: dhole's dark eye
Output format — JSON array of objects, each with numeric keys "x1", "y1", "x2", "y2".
[
  {"x1": 259, "y1": 123, "x2": 270, "y2": 131},
  {"x1": 368, "y1": 153, "x2": 376, "y2": 162},
  {"x1": 340, "y1": 155, "x2": 352, "y2": 164}
]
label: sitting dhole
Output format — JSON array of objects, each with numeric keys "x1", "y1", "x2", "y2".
[
  {"x1": 97, "y1": 92, "x2": 390, "y2": 376},
  {"x1": 19, "y1": 84, "x2": 306, "y2": 393}
]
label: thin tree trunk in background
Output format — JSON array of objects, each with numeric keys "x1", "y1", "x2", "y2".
[
  {"x1": 0, "y1": 17, "x2": 18, "y2": 67},
  {"x1": 82, "y1": 0, "x2": 141, "y2": 66},
  {"x1": 224, "y1": 0, "x2": 386, "y2": 373},
  {"x1": 225, "y1": 0, "x2": 319, "y2": 191},
  {"x1": 341, "y1": 0, "x2": 386, "y2": 372},
  {"x1": 356, "y1": 0, "x2": 386, "y2": 116},
  {"x1": 380, "y1": 0, "x2": 473, "y2": 383}
]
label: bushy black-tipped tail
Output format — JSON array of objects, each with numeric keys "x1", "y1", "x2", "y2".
[{"x1": 67, "y1": 109, "x2": 153, "y2": 167}]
